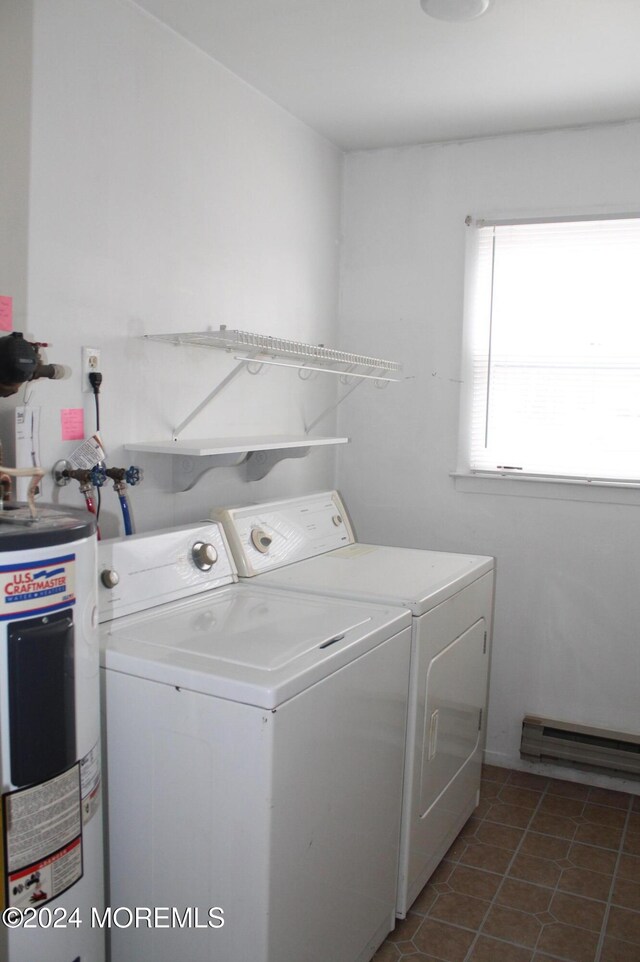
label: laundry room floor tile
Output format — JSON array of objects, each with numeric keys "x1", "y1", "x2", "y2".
[{"x1": 371, "y1": 766, "x2": 640, "y2": 962}]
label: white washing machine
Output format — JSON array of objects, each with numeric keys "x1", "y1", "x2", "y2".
[
  {"x1": 216, "y1": 491, "x2": 495, "y2": 917},
  {"x1": 98, "y1": 521, "x2": 411, "y2": 962}
]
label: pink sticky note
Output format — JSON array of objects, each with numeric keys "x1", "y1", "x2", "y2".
[
  {"x1": 61, "y1": 408, "x2": 85, "y2": 441},
  {"x1": 0, "y1": 296, "x2": 13, "y2": 331}
]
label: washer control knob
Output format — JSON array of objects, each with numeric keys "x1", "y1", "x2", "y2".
[
  {"x1": 332, "y1": 514, "x2": 343, "y2": 526},
  {"x1": 101, "y1": 569, "x2": 120, "y2": 590},
  {"x1": 192, "y1": 542, "x2": 218, "y2": 571},
  {"x1": 251, "y1": 528, "x2": 273, "y2": 553}
]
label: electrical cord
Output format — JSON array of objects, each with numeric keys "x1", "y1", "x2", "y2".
[{"x1": 89, "y1": 371, "x2": 102, "y2": 427}]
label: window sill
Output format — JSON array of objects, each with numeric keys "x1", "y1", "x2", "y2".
[{"x1": 452, "y1": 471, "x2": 640, "y2": 506}]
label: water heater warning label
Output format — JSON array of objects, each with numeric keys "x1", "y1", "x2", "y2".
[
  {"x1": 2, "y1": 764, "x2": 83, "y2": 909},
  {"x1": 0, "y1": 554, "x2": 76, "y2": 620}
]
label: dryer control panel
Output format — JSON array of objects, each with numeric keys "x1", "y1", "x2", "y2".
[{"x1": 216, "y1": 491, "x2": 355, "y2": 577}]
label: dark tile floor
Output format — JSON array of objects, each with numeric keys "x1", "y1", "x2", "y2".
[{"x1": 373, "y1": 765, "x2": 640, "y2": 962}]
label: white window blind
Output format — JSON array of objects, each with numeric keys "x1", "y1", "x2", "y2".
[{"x1": 462, "y1": 215, "x2": 640, "y2": 483}]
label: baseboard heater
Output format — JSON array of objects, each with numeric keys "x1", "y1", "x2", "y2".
[{"x1": 521, "y1": 715, "x2": 640, "y2": 779}]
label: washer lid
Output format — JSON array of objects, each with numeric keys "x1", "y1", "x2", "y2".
[
  {"x1": 100, "y1": 582, "x2": 410, "y2": 708},
  {"x1": 252, "y1": 544, "x2": 494, "y2": 616}
]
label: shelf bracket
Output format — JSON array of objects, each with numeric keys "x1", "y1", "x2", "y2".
[
  {"x1": 173, "y1": 452, "x2": 248, "y2": 492},
  {"x1": 171, "y1": 445, "x2": 312, "y2": 490},
  {"x1": 172, "y1": 355, "x2": 260, "y2": 440},
  {"x1": 304, "y1": 367, "x2": 380, "y2": 433},
  {"x1": 244, "y1": 445, "x2": 310, "y2": 482}
]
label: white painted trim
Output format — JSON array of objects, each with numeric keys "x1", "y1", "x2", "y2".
[{"x1": 453, "y1": 472, "x2": 640, "y2": 506}]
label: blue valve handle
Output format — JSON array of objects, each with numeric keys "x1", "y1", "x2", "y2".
[
  {"x1": 125, "y1": 466, "x2": 142, "y2": 486},
  {"x1": 89, "y1": 465, "x2": 107, "y2": 487}
]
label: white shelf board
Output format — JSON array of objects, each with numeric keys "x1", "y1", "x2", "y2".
[{"x1": 124, "y1": 435, "x2": 349, "y2": 457}]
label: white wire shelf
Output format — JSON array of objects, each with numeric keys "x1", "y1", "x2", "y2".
[
  {"x1": 138, "y1": 326, "x2": 403, "y2": 448},
  {"x1": 143, "y1": 327, "x2": 403, "y2": 379}
]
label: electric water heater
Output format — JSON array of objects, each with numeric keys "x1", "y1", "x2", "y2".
[{"x1": 0, "y1": 504, "x2": 104, "y2": 962}]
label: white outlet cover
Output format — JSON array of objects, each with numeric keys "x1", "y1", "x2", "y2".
[{"x1": 82, "y1": 346, "x2": 101, "y2": 392}]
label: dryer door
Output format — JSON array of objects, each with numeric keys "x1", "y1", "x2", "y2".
[
  {"x1": 398, "y1": 570, "x2": 493, "y2": 917},
  {"x1": 419, "y1": 616, "x2": 487, "y2": 815}
]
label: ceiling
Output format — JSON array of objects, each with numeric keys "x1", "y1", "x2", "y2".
[{"x1": 131, "y1": 0, "x2": 640, "y2": 151}]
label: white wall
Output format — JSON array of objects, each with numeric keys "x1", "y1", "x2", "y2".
[
  {"x1": 0, "y1": 1, "x2": 32, "y2": 330},
  {"x1": 337, "y1": 121, "x2": 640, "y2": 785},
  {"x1": 6, "y1": 0, "x2": 343, "y2": 536},
  {"x1": 8, "y1": 0, "x2": 639, "y2": 788}
]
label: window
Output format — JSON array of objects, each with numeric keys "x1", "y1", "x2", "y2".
[{"x1": 458, "y1": 214, "x2": 640, "y2": 485}]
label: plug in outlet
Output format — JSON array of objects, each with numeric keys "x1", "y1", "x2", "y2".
[{"x1": 82, "y1": 346, "x2": 101, "y2": 393}]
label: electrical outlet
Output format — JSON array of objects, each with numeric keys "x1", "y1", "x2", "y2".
[{"x1": 82, "y1": 346, "x2": 101, "y2": 392}]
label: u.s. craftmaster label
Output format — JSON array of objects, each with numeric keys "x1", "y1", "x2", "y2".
[{"x1": 0, "y1": 554, "x2": 76, "y2": 620}]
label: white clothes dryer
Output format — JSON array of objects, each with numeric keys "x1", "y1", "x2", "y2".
[
  {"x1": 98, "y1": 521, "x2": 411, "y2": 962},
  {"x1": 216, "y1": 491, "x2": 495, "y2": 917}
]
